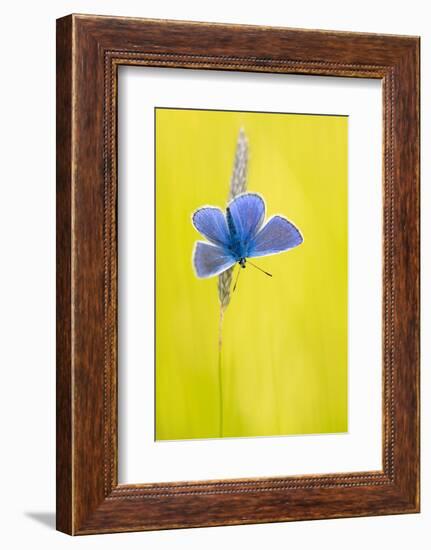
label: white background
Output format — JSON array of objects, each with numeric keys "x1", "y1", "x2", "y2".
[
  {"x1": 118, "y1": 68, "x2": 382, "y2": 483},
  {"x1": 0, "y1": 1, "x2": 428, "y2": 549}
]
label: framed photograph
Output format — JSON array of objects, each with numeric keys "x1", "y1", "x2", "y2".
[{"x1": 56, "y1": 14, "x2": 420, "y2": 535}]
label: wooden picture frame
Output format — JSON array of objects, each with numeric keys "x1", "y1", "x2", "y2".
[{"x1": 56, "y1": 14, "x2": 420, "y2": 535}]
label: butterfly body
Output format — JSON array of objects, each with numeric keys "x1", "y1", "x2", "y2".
[
  {"x1": 225, "y1": 206, "x2": 248, "y2": 261},
  {"x1": 192, "y1": 192, "x2": 303, "y2": 279}
]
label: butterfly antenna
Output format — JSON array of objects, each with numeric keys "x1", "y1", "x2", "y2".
[
  {"x1": 247, "y1": 260, "x2": 273, "y2": 277},
  {"x1": 233, "y1": 265, "x2": 242, "y2": 292}
]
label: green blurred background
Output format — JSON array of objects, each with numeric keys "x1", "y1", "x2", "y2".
[{"x1": 155, "y1": 108, "x2": 348, "y2": 440}]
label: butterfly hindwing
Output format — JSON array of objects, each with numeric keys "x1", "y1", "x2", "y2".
[
  {"x1": 193, "y1": 241, "x2": 236, "y2": 278},
  {"x1": 248, "y1": 215, "x2": 303, "y2": 258},
  {"x1": 228, "y1": 193, "x2": 265, "y2": 243},
  {"x1": 192, "y1": 207, "x2": 230, "y2": 247}
]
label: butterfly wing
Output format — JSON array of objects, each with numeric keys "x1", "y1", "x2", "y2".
[
  {"x1": 228, "y1": 193, "x2": 265, "y2": 243},
  {"x1": 248, "y1": 215, "x2": 303, "y2": 258},
  {"x1": 192, "y1": 207, "x2": 230, "y2": 247},
  {"x1": 193, "y1": 242, "x2": 236, "y2": 278}
]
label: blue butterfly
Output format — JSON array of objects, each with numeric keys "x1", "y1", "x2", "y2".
[{"x1": 192, "y1": 192, "x2": 303, "y2": 279}]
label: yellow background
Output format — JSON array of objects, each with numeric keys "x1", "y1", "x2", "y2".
[{"x1": 155, "y1": 108, "x2": 348, "y2": 440}]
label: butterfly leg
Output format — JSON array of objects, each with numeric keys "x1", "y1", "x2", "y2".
[{"x1": 233, "y1": 265, "x2": 242, "y2": 292}]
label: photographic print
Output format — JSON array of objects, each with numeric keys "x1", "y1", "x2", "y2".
[{"x1": 155, "y1": 107, "x2": 348, "y2": 441}]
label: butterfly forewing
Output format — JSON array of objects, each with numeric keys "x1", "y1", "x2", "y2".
[
  {"x1": 248, "y1": 215, "x2": 303, "y2": 258},
  {"x1": 193, "y1": 242, "x2": 236, "y2": 278}
]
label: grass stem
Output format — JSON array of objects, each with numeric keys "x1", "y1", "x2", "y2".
[{"x1": 218, "y1": 305, "x2": 225, "y2": 437}]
